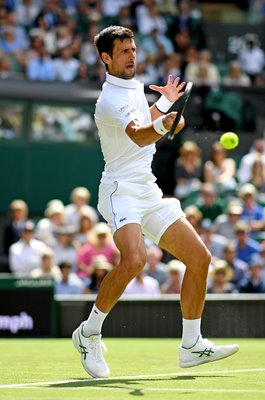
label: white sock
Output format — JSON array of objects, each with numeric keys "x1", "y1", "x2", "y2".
[
  {"x1": 181, "y1": 318, "x2": 201, "y2": 348},
  {"x1": 82, "y1": 304, "x2": 108, "y2": 337}
]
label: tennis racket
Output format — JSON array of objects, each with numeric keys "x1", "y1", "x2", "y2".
[{"x1": 168, "y1": 81, "x2": 193, "y2": 140}]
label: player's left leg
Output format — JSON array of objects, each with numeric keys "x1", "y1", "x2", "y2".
[{"x1": 158, "y1": 216, "x2": 239, "y2": 367}]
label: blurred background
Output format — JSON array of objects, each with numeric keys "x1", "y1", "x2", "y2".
[{"x1": 0, "y1": 0, "x2": 265, "y2": 338}]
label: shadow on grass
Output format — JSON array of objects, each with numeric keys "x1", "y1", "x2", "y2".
[{"x1": 45, "y1": 374, "x2": 230, "y2": 396}]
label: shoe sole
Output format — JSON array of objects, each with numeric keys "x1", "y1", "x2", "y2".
[
  {"x1": 72, "y1": 328, "x2": 110, "y2": 378},
  {"x1": 179, "y1": 346, "x2": 239, "y2": 368}
]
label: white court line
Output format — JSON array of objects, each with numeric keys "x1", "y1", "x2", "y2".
[{"x1": 0, "y1": 368, "x2": 265, "y2": 389}]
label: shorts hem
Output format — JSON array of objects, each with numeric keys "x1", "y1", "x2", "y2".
[{"x1": 153, "y1": 212, "x2": 185, "y2": 245}]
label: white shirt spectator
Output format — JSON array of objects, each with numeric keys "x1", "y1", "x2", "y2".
[
  {"x1": 54, "y1": 58, "x2": 80, "y2": 82},
  {"x1": 239, "y1": 44, "x2": 265, "y2": 76},
  {"x1": 9, "y1": 238, "x2": 47, "y2": 276}
]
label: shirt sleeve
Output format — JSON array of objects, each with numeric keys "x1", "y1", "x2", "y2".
[{"x1": 100, "y1": 96, "x2": 146, "y2": 131}]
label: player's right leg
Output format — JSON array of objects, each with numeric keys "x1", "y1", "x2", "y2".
[{"x1": 72, "y1": 223, "x2": 147, "y2": 378}]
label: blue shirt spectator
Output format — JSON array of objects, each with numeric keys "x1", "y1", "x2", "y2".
[
  {"x1": 55, "y1": 262, "x2": 85, "y2": 295},
  {"x1": 27, "y1": 47, "x2": 56, "y2": 81},
  {"x1": 234, "y1": 221, "x2": 260, "y2": 264}
]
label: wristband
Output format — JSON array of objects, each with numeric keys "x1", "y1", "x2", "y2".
[
  {"x1": 155, "y1": 95, "x2": 174, "y2": 113},
  {"x1": 153, "y1": 116, "x2": 168, "y2": 136}
]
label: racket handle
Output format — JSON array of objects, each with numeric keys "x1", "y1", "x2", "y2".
[{"x1": 168, "y1": 133, "x2": 175, "y2": 140}]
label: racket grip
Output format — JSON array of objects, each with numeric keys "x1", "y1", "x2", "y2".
[{"x1": 168, "y1": 133, "x2": 175, "y2": 140}]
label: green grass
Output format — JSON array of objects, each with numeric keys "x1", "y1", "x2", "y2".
[{"x1": 0, "y1": 338, "x2": 265, "y2": 400}]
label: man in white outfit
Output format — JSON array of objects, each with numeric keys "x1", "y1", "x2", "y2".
[{"x1": 72, "y1": 25, "x2": 239, "y2": 378}]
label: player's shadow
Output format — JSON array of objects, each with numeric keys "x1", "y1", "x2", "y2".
[{"x1": 47, "y1": 374, "x2": 230, "y2": 396}]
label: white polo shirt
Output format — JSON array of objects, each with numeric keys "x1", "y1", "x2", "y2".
[{"x1": 95, "y1": 73, "x2": 156, "y2": 183}]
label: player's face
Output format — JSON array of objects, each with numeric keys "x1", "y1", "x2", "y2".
[{"x1": 106, "y1": 38, "x2": 136, "y2": 79}]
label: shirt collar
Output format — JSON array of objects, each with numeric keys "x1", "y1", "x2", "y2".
[{"x1": 106, "y1": 72, "x2": 140, "y2": 89}]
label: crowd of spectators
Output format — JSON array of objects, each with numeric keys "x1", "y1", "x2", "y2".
[
  {"x1": 1, "y1": 150, "x2": 265, "y2": 295},
  {"x1": 0, "y1": 0, "x2": 264, "y2": 86}
]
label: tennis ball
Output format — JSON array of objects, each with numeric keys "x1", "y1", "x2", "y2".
[{"x1": 219, "y1": 132, "x2": 239, "y2": 150}]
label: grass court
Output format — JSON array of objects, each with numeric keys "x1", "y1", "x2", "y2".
[{"x1": 0, "y1": 338, "x2": 265, "y2": 400}]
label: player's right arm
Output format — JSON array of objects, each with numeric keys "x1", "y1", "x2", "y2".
[{"x1": 125, "y1": 113, "x2": 185, "y2": 147}]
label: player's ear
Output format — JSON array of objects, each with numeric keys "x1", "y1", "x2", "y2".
[{"x1": 101, "y1": 52, "x2": 111, "y2": 66}]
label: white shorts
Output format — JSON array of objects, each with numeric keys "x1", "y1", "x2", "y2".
[{"x1": 97, "y1": 179, "x2": 185, "y2": 245}]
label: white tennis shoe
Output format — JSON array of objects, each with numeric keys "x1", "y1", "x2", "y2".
[
  {"x1": 179, "y1": 335, "x2": 239, "y2": 368},
  {"x1": 72, "y1": 322, "x2": 110, "y2": 378}
]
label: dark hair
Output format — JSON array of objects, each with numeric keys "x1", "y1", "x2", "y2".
[
  {"x1": 59, "y1": 262, "x2": 72, "y2": 270},
  {"x1": 94, "y1": 25, "x2": 134, "y2": 60}
]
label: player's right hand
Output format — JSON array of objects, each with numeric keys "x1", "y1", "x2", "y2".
[{"x1": 163, "y1": 112, "x2": 185, "y2": 134}]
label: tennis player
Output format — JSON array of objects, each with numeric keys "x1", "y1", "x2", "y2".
[{"x1": 72, "y1": 25, "x2": 239, "y2": 378}]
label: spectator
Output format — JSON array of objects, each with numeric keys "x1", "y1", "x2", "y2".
[
  {"x1": 29, "y1": 15, "x2": 57, "y2": 55},
  {"x1": 234, "y1": 220, "x2": 260, "y2": 264},
  {"x1": 55, "y1": 24, "x2": 74, "y2": 53},
  {"x1": 101, "y1": 0, "x2": 129, "y2": 20},
  {"x1": 196, "y1": 183, "x2": 224, "y2": 222},
  {"x1": 54, "y1": 45, "x2": 80, "y2": 82},
  {"x1": 26, "y1": 45, "x2": 56, "y2": 81},
  {"x1": 86, "y1": 255, "x2": 113, "y2": 294},
  {"x1": 31, "y1": 247, "x2": 61, "y2": 279},
  {"x1": 9, "y1": 220, "x2": 47, "y2": 276},
  {"x1": 0, "y1": 24, "x2": 27, "y2": 54},
  {"x1": 221, "y1": 242, "x2": 248, "y2": 289},
  {"x1": 141, "y1": 28, "x2": 174, "y2": 57},
  {"x1": 207, "y1": 259, "x2": 235, "y2": 294},
  {"x1": 184, "y1": 205, "x2": 202, "y2": 234},
  {"x1": 167, "y1": 0, "x2": 206, "y2": 51},
  {"x1": 74, "y1": 207, "x2": 96, "y2": 248},
  {"x1": 76, "y1": 61, "x2": 89, "y2": 84},
  {"x1": 158, "y1": 52, "x2": 183, "y2": 85},
  {"x1": 3, "y1": 199, "x2": 28, "y2": 255},
  {"x1": 110, "y1": 5, "x2": 135, "y2": 31},
  {"x1": 184, "y1": 49, "x2": 221, "y2": 86},
  {"x1": 237, "y1": 139, "x2": 265, "y2": 184},
  {"x1": 55, "y1": 261, "x2": 85, "y2": 295},
  {"x1": 77, "y1": 222, "x2": 117, "y2": 280},
  {"x1": 248, "y1": 154, "x2": 265, "y2": 204},
  {"x1": 79, "y1": 23, "x2": 100, "y2": 68},
  {"x1": 16, "y1": 0, "x2": 42, "y2": 29},
  {"x1": 161, "y1": 259, "x2": 185, "y2": 294},
  {"x1": 223, "y1": 60, "x2": 251, "y2": 87},
  {"x1": 65, "y1": 186, "x2": 98, "y2": 230},
  {"x1": 134, "y1": 0, "x2": 167, "y2": 36},
  {"x1": 5, "y1": 10, "x2": 29, "y2": 50},
  {"x1": 0, "y1": 24, "x2": 25, "y2": 70},
  {"x1": 0, "y1": 53, "x2": 20, "y2": 78},
  {"x1": 200, "y1": 218, "x2": 228, "y2": 260},
  {"x1": 40, "y1": 0, "x2": 62, "y2": 29},
  {"x1": 52, "y1": 223, "x2": 78, "y2": 270},
  {"x1": 144, "y1": 245, "x2": 168, "y2": 287},
  {"x1": 123, "y1": 270, "x2": 161, "y2": 295},
  {"x1": 239, "y1": 253, "x2": 265, "y2": 293},
  {"x1": 238, "y1": 183, "x2": 265, "y2": 235},
  {"x1": 203, "y1": 141, "x2": 237, "y2": 193},
  {"x1": 174, "y1": 140, "x2": 203, "y2": 200},
  {"x1": 36, "y1": 199, "x2": 65, "y2": 247},
  {"x1": 215, "y1": 200, "x2": 244, "y2": 241},
  {"x1": 238, "y1": 33, "x2": 265, "y2": 84}
]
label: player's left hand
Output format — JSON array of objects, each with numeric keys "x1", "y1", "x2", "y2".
[{"x1": 149, "y1": 75, "x2": 186, "y2": 102}]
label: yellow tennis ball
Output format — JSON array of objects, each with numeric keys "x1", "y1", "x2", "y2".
[{"x1": 220, "y1": 132, "x2": 239, "y2": 150}]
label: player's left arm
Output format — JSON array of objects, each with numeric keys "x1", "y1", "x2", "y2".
[{"x1": 149, "y1": 75, "x2": 186, "y2": 121}]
